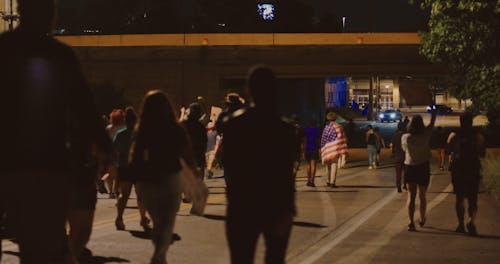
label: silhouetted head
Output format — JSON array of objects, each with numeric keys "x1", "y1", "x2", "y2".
[
  {"x1": 18, "y1": 0, "x2": 56, "y2": 35},
  {"x1": 246, "y1": 66, "x2": 277, "y2": 111},
  {"x1": 460, "y1": 112, "x2": 474, "y2": 131},
  {"x1": 408, "y1": 115, "x2": 425, "y2": 134},
  {"x1": 186, "y1": 102, "x2": 203, "y2": 121},
  {"x1": 137, "y1": 90, "x2": 177, "y2": 134},
  {"x1": 326, "y1": 112, "x2": 337, "y2": 122},
  {"x1": 124, "y1": 107, "x2": 137, "y2": 130}
]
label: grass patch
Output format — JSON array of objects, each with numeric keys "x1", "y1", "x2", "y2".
[{"x1": 482, "y1": 149, "x2": 500, "y2": 201}]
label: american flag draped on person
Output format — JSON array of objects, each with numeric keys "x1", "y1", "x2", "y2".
[
  {"x1": 320, "y1": 112, "x2": 348, "y2": 187},
  {"x1": 321, "y1": 116, "x2": 348, "y2": 164}
]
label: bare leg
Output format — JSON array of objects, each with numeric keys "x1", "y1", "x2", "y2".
[
  {"x1": 310, "y1": 160, "x2": 316, "y2": 184},
  {"x1": 329, "y1": 162, "x2": 338, "y2": 186},
  {"x1": 115, "y1": 181, "x2": 133, "y2": 230},
  {"x1": 455, "y1": 194, "x2": 465, "y2": 229},
  {"x1": 407, "y1": 183, "x2": 417, "y2": 228},
  {"x1": 68, "y1": 210, "x2": 95, "y2": 259},
  {"x1": 418, "y1": 184, "x2": 428, "y2": 225}
]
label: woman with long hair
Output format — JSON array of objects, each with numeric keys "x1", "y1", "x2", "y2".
[
  {"x1": 130, "y1": 90, "x2": 198, "y2": 264},
  {"x1": 401, "y1": 111, "x2": 436, "y2": 231}
]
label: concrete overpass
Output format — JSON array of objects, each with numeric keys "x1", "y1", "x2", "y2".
[{"x1": 56, "y1": 33, "x2": 446, "y2": 111}]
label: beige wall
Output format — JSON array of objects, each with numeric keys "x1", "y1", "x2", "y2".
[
  {"x1": 57, "y1": 33, "x2": 421, "y2": 47},
  {"x1": 0, "y1": 0, "x2": 18, "y2": 32}
]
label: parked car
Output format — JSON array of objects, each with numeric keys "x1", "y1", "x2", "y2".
[
  {"x1": 378, "y1": 109, "x2": 402, "y2": 122},
  {"x1": 427, "y1": 104, "x2": 453, "y2": 114}
]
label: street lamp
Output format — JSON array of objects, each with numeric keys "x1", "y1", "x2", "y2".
[{"x1": 0, "y1": 0, "x2": 19, "y2": 31}]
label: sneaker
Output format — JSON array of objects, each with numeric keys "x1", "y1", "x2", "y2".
[
  {"x1": 455, "y1": 225, "x2": 466, "y2": 233},
  {"x1": 466, "y1": 222, "x2": 478, "y2": 236},
  {"x1": 373, "y1": 163, "x2": 378, "y2": 169},
  {"x1": 419, "y1": 217, "x2": 426, "y2": 227},
  {"x1": 115, "y1": 218, "x2": 125, "y2": 231},
  {"x1": 407, "y1": 223, "x2": 416, "y2": 232},
  {"x1": 368, "y1": 166, "x2": 373, "y2": 169}
]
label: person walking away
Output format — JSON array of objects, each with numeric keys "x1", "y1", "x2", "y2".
[
  {"x1": 304, "y1": 119, "x2": 320, "y2": 187},
  {"x1": 447, "y1": 113, "x2": 485, "y2": 235},
  {"x1": 113, "y1": 107, "x2": 151, "y2": 232},
  {"x1": 391, "y1": 123, "x2": 407, "y2": 192},
  {"x1": 401, "y1": 111, "x2": 436, "y2": 231},
  {"x1": 182, "y1": 103, "x2": 208, "y2": 180},
  {"x1": 104, "y1": 109, "x2": 126, "y2": 199},
  {"x1": 0, "y1": 1, "x2": 113, "y2": 262},
  {"x1": 215, "y1": 92, "x2": 245, "y2": 186},
  {"x1": 321, "y1": 112, "x2": 348, "y2": 187},
  {"x1": 435, "y1": 126, "x2": 448, "y2": 170},
  {"x1": 365, "y1": 125, "x2": 379, "y2": 169},
  {"x1": 205, "y1": 121, "x2": 219, "y2": 179},
  {"x1": 223, "y1": 66, "x2": 297, "y2": 264},
  {"x1": 130, "y1": 90, "x2": 199, "y2": 264}
]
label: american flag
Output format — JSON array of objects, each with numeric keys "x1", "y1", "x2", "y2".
[{"x1": 321, "y1": 122, "x2": 348, "y2": 163}]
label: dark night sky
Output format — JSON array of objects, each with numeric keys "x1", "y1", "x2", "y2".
[
  {"x1": 56, "y1": 0, "x2": 428, "y2": 33},
  {"x1": 306, "y1": 0, "x2": 428, "y2": 32}
]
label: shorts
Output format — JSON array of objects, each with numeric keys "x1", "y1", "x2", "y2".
[
  {"x1": 305, "y1": 151, "x2": 319, "y2": 161},
  {"x1": 404, "y1": 161, "x2": 430, "y2": 186}
]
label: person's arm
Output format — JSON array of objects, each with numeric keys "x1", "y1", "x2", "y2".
[{"x1": 401, "y1": 134, "x2": 408, "y2": 153}]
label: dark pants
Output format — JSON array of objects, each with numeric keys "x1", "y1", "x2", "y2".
[
  {"x1": 1, "y1": 170, "x2": 69, "y2": 264},
  {"x1": 226, "y1": 211, "x2": 293, "y2": 264}
]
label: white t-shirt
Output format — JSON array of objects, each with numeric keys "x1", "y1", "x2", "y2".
[{"x1": 401, "y1": 127, "x2": 433, "y2": 165}]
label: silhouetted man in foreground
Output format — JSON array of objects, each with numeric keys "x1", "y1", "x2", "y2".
[
  {"x1": 222, "y1": 66, "x2": 297, "y2": 264},
  {"x1": 0, "y1": 0, "x2": 111, "y2": 262}
]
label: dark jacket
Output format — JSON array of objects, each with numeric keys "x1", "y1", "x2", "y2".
[{"x1": 222, "y1": 107, "x2": 297, "y2": 217}]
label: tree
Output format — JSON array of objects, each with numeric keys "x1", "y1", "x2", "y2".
[{"x1": 412, "y1": 0, "x2": 499, "y2": 111}]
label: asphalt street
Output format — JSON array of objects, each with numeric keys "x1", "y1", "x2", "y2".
[{"x1": 2, "y1": 148, "x2": 499, "y2": 264}]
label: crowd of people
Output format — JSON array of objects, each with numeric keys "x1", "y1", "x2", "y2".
[{"x1": 0, "y1": 1, "x2": 488, "y2": 263}]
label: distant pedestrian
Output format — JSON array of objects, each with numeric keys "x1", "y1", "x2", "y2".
[
  {"x1": 291, "y1": 116, "x2": 305, "y2": 181},
  {"x1": 105, "y1": 109, "x2": 126, "y2": 199},
  {"x1": 304, "y1": 119, "x2": 320, "y2": 187},
  {"x1": 205, "y1": 121, "x2": 219, "y2": 179},
  {"x1": 434, "y1": 126, "x2": 448, "y2": 170},
  {"x1": 223, "y1": 66, "x2": 297, "y2": 264},
  {"x1": 0, "y1": 0, "x2": 113, "y2": 262},
  {"x1": 130, "y1": 90, "x2": 199, "y2": 264},
  {"x1": 215, "y1": 92, "x2": 245, "y2": 185},
  {"x1": 182, "y1": 102, "x2": 208, "y2": 180},
  {"x1": 401, "y1": 111, "x2": 436, "y2": 231},
  {"x1": 402, "y1": 116, "x2": 410, "y2": 130},
  {"x1": 321, "y1": 112, "x2": 348, "y2": 187},
  {"x1": 447, "y1": 112, "x2": 485, "y2": 235},
  {"x1": 365, "y1": 125, "x2": 379, "y2": 169},
  {"x1": 391, "y1": 123, "x2": 407, "y2": 192},
  {"x1": 113, "y1": 107, "x2": 151, "y2": 232}
]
